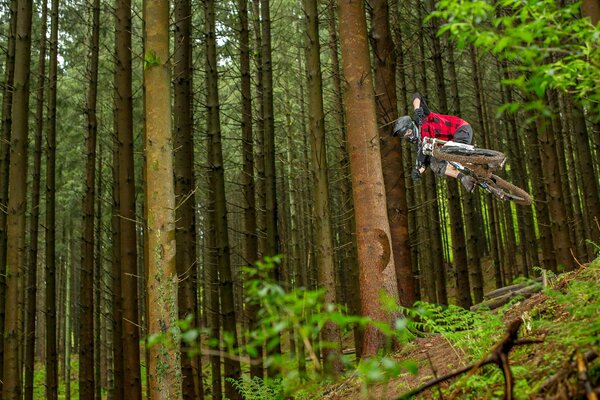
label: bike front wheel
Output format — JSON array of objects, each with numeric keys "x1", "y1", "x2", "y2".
[
  {"x1": 433, "y1": 145, "x2": 506, "y2": 168},
  {"x1": 485, "y1": 175, "x2": 532, "y2": 206}
]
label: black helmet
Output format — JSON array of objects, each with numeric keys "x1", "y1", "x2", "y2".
[{"x1": 392, "y1": 116, "x2": 418, "y2": 143}]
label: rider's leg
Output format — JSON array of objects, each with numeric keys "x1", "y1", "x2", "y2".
[
  {"x1": 439, "y1": 160, "x2": 476, "y2": 192},
  {"x1": 446, "y1": 125, "x2": 476, "y2": 191}
]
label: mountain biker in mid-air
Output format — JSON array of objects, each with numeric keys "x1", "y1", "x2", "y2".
[{"x1": 392, "y1": 92, "x2": 477, "y2": 192}]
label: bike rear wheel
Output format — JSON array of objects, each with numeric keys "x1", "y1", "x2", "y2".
[
  {"x1": 433, "y1": 145, "x2": 506, "y2": 168},
  {"x1": 485, "y1": 174, "x2": 532, "y2": 206}
]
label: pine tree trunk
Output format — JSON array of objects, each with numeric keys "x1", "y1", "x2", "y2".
[
  {"x1": 500, "y1": 63, "x2": 538, "y2": 275},
  {"x1": 250, "y1": 0, "x2": 266, "y2": 264},
  {"x1": 94, "y1": 145, "x2": 104, "y2": 400},
  {"x1": 143, "y1": 0, "x2": 183, "y2": 396},
  {"x1": 206, "y1": 177, "x2": 222, "y2": 400},
  {"x1": 23, "y1": 1, "x2": 46, "y2": 397},
  {"x1": 537, "y1": 97, "x2": 572, "y2": 270},
  {"x1": 524, "y1": 122, "x2": 556, "y2": 270},
  {"x1": 115, "y1": 0, "x2": 142, "y2": 394},
  {"x1": 417, "y1": 182, "x2": 435, "y2": 302},
  {"x1": 338, "y1": 0, "x2": 399, "y2": 357},
  {"x1": 45, "y1": 0, "x2": 60, "y2": 396},
  {"x1": 260, "y1": 0, "x2": 279, "y2": 261},
  {"x1": 204, "y1": 0, "x2": 242, "y2": 395},
  {"x1": 64, "y1": 243, "x2": 72, "y2": 400},
  {"x1": 326, "y1": 0, "x2": 362, "y2": 353},
  {"x1": 0, "y1": 7, "x2": 17, "y2": 381},
  {"x1": 454, "y1": 45, "x2": 484, "y2": 301},
  {"x1": 582, "y1": 0, "x2": 600, "y2": 24},
  {"x1": 239, "y1": 0, "x2": 262, "y2": 379},
  {"x1": 2, "y1": 0, "x2": 31, "y2": 397},
  {"x1": 568, "y1": 97, "x2": 600, "y2": 253},
  {"x1": 173, "y1": 0, "x2": 202, "y2": 396},
  {"x1": 110, "y1": 125, "x2": 124, "y2": 400},
  {"x1": 370, "y1": 0, "x2": 415, "y2": 307},
  {"x1": 304, "y1": 0, "x2": 342, "y2": 373},
  {"x1": 79, "y1": 0, "x2": 100, "y2": 394}
]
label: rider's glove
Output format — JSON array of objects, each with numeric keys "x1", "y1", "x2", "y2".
[
  {"x1": 414, "y1": 107, "x2": 426, "y2": 125},
  {"x1": 411, "y1": 167, "x2": 421, "y2": 181}
]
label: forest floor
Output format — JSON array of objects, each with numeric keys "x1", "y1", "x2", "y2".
[{"x1": 321, "y1": 258, "x2": 600, "y2": 400}]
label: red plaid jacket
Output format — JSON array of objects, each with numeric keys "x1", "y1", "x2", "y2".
[{"x1": 420, "y1": 112, "x2": 468, "y2": 142}]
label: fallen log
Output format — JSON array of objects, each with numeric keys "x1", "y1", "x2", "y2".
[
  {"x1": 484, "y1": 277, "x2": 543, "y2": 300},
  {"x1": 471, "y1": 282, "x2": 543, "y2": 311}
]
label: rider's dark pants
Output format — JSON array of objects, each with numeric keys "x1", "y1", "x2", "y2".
[{"x1": 431, "y1": 124, "x2": 473, "y2": 175}]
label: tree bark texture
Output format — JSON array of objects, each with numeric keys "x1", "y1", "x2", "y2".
[
  {"x1": 23, "y1": 1, "x2": 46, "y2": 397},
  {"x1": 173, "y1": 0, "x2": 202, "y2": 396},
  {"x1": 79, "y1": 0, "x2": 100, "y2": 395},
  {"x1": 260, "y1": 0, "x2": 279, "y2": 259},
  {"x1": 0, "y1": 7, "x2": 17, "y2": 376},
  {"x1": 204, "y1": 0, "x2": 242, "y2": 395},
  {"x1": 115, "y1": 0, "x2": 142, "y2": 395},
  {"x1": 2, "y1": 0, "x2": 32, "y2": 397},
  {"x1": 144, "y1": 0, "x2": 183, "y2": 396},
  {"x1": 338, "y1": 0, "x2": 399, "y2": 357},
  {"x1": 370, "y1": 0, "x2": 415, "y2": 307},
  {"x1": 537, "y1": 101, "x2": 573, "y2": 270},
  {"x1": 45, "y1": 0, "x2": 60, "y2": 397},
  {"x1": 304, "y1": 0, "x2": 342, "y2": 374},
  {"x1": 239, "y1": 0, "x2": 262, "y2": 379}
]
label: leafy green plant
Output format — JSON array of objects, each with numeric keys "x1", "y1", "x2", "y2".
[
  {"x1": 227, "y1": 376, "x2": 284, "y2": 400},
  {"x1": 432, "y1": 0, "x2": 600, "y2": 115}
]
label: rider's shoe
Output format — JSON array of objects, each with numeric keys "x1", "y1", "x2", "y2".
[{"x1": 459, "y1": 174, "x2": 476, "y2": 193}]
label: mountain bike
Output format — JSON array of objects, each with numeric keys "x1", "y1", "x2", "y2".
[{"x1": 421, "y1": 137, "x2": 533, "y2": 206}]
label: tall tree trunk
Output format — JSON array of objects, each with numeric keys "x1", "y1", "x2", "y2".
[
  {"x1": 206, "y1": 178, "x2": 222, "y2": 400},
  {"x1": 2, "y1": 0, "x2": 31, "y2": 397},
  {"x1": 143, "y1": 0, "x2": 183, "y2": 396},
  {"x1": 173, "y1": 0, "x2": 202, "y2": 396},
  {"x1": 582, "y1": 0, "x2": 600, "y2": 24},
  {"x1": 568, "y1": 98, "x2": 600, "y2": 252},
  {"x1": 260, "y1": 0, "x2": 279, "y2": 260},
  {"x1": 204, "y1": 0, "x2": 242, "y2": 396},
  {"x1": 110, "y1": 127, "x2": 124, "y2": 400},
  {"x1": 524, "y1": 121, "x2": 556, "y2": 270},
  {"x1": 23, "y1": 1, "x2": 47, "y2": 397},
  {"x1": 326, "y1": 0, "x2": 362, "y2": 354},
  {"x1": 338, "y1": 0, "x2": 399, "y2": 357},
  {"x1": 0, "y1": 5, "x2": 17, "y2": 383},
  {"x1": 79, "y1": 0, "x2": 100, "y2": 394},
  {"x1": 500, "y1": 62, "x2": 538, "y2": 276},
  {"x1": 239, "y1": 0, "x2": 262, "y2": 379},
  {"x1": 64, "y1": 238, "x2": 72, "y2": 400},
  {"x1": 94, "y1": 145, "x2": 104, "y2": 400},
  {"x1": 370, "y1": 0, "x2": 415, "y2": 307},
  {"x1": 251, "y1": 0, "x2": 266, "y2": 261},
  {"x1": 461, "y1": 46, "x2": 485, "y2": 300},
  {"x1": 538, "y1": 96, "x2": 572, "y2": 270},
  {"x1": 115, "y1": 0, "x2": 142, "y2": 394},
  {"x1": 45, "y1": 0, "x2": 59, "y2": 397},
  {"x1": 304, "y1": 0, "x2": 342, "y2": 374}
]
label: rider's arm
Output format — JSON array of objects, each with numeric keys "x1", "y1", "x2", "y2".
[{"x1": 412, "y1": 92, "x2": 430, "y2": 124}]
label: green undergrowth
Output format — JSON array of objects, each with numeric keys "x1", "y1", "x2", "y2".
[
  {"x1": 265, "y1": 260, "x2": 599, "y2": 400},
  {"x1": 404, "y1": 259, "x2": 600, "y2": 399}
]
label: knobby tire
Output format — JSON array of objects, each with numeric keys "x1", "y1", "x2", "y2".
[
  {"x1": 433, "y1": 145, "x2": 506, "y2": 167},
  {"x1": 488, "y1": 174, "x2": 532, "y2": 206}
]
